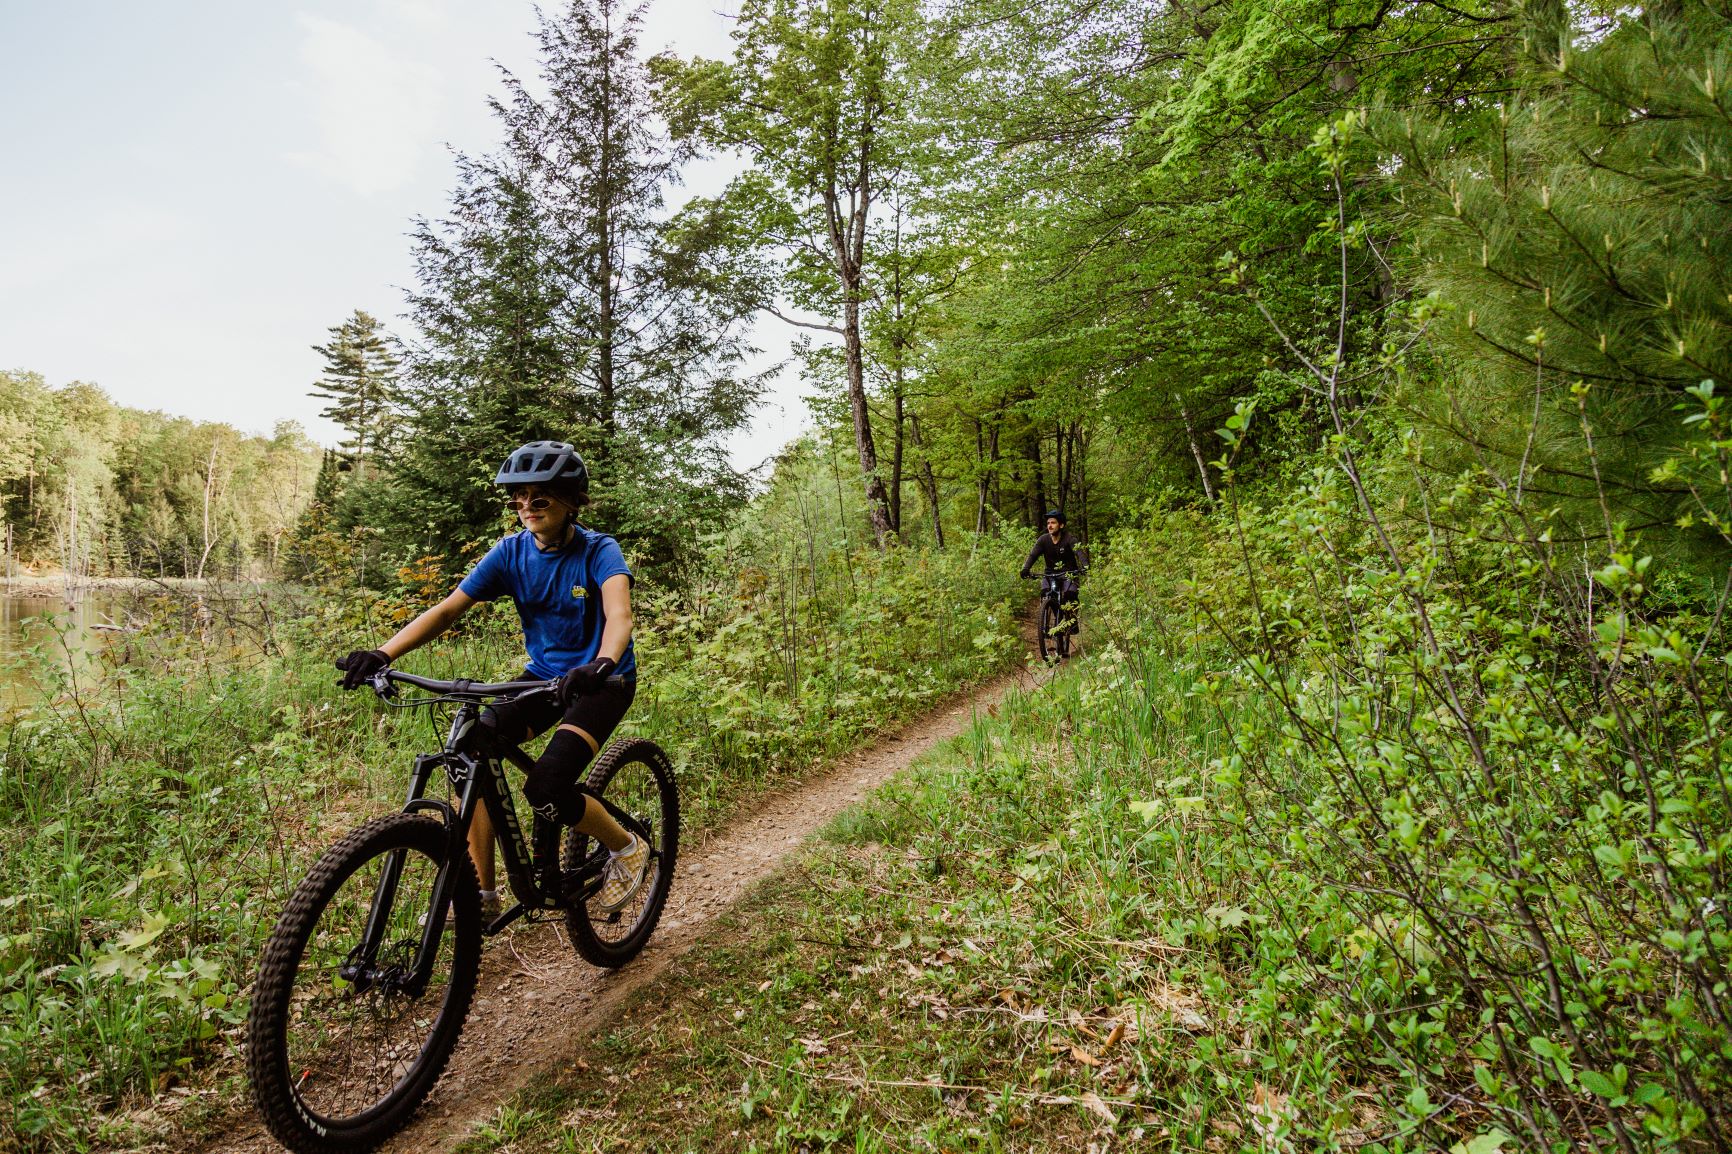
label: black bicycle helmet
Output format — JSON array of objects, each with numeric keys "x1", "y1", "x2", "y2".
[
  {"x1": 1044, "y1": 508, "x2": 1066, "y2": 524},
  {"x1": 495, "y1": 440, "x2": 589, "y2": 503}
]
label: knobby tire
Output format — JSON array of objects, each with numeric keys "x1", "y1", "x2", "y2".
[
  {"x1": 562, "y1": 737, "x2": 679, "y2": 968},
  {"x1": 247, "y1": 813, "x2": 481, "y2": 1154},
  {"x1": 1039, "y1": 599, "x2": 1059, "y2": 662}
]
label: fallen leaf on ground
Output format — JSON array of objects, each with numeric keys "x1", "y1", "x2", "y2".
[{"x1": 1071, "y1": 1045, "x2": 1102, "y2": 1067}]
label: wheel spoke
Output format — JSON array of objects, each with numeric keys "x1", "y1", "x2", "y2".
[{"x1": 563, "y1": 739, "x2": 679, "y2": 968}]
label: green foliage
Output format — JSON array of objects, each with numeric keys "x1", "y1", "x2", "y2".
[
  {"x1": 0, "y1": 523, "x2": 1023, "y2": 1149},
  {"x1": 654, "y1": 0, "x2": 929, "y2": 546},
  {"x1": 1382, "y1": 1, "x2": 1732, "y2": 530},
  {"x1": 453, "y1": 414, "x2": 1729, "y2": 1149},
  {"x1": 1184, "y1": 446, "x2": 1731, "y2": 1148},
  {"x1": 309, "y1": 309, "x2": 401, "y2": 481},
  {"x1": 383, "y1": 0, "x2": 760, "y2": 583},
  {"x1": 0, "y1": 373, "x2": 320, "y2": 578}
]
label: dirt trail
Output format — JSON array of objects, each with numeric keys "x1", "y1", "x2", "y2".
[{"x1": 195, "y1": 656, "x2": 1037, "y2": 1154}]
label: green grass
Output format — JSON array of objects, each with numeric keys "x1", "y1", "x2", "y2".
[
  {"x1": 444, "y1": 483, "x2": 1732, "y2": 1154},
  {"x1": 0, "y1": 538, "x2": 1027, "y2": 1152},
  {"x1": 448, "y1": 646, "x2": 1386, "y2": 1153}
]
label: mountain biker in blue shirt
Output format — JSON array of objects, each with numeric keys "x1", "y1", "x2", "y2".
[{"x1": 334, "y1": 440, "x2": 648, "y2": 917}]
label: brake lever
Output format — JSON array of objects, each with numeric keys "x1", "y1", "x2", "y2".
[{"x1": 370, "y1": 670, "x2": 398, "y2": 701}]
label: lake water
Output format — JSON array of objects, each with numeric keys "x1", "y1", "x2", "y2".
[
  {"x1": 0, "y1": 591, "x2": 126, "y2": 704},
  {"x1": 1, "y1": 583, "x2": 303, "y2": 708}
]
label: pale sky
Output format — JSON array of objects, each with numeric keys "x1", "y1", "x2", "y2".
[{"x1": 0, "y1": 0, "x2": 810, "y2": 472}]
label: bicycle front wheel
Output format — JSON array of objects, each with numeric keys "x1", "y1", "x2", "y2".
[
  {"x1": 562, "y1": 737, "x2": 679, "y2": 968},
  {"x1": 247, "y1": 813, "x2": 481, "y2": 1154},
  {"x1": 1039, "y1": 598, "x2": 1059, "y2": 661}
]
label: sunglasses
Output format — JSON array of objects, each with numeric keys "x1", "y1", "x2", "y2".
[{"x1": 505, "y1": 494, "x2": 556, "y2": 512}]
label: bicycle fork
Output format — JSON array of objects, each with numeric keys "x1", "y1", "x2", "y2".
[{"x1": 340, "y1": 750, "x2": 480, "y2": 997}]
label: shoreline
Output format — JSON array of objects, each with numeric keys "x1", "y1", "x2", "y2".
[{"x1": 0, "y1": 575, "x2": 262, "y2": 595}]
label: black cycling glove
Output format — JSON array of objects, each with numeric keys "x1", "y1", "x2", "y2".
[
  {"x1": 558, "y1": 656, "x2": 617, "y2": 703},
  {"x1": 335, "y1": 648, "x2": 391, "y2": 691}
]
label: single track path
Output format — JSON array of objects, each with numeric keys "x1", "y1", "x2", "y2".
[{"x1": 191, "y1": 652, "x2": 1039, "y2": 1154}]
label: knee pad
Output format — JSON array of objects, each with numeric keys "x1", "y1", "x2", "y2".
[{"x1": 521, "y1": 728, "x2": 596, "y2": 825}]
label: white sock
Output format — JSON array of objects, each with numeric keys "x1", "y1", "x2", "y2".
[{"x1": 480, "y1": 888, "x2": 499, "y2": 902}]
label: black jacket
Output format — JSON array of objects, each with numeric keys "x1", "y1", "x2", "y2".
[{"x1": 1020, "y1": 530, "x2": 1087, "y2": 577}]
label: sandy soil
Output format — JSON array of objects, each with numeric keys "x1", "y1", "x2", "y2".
[{"x1": 187, "y1": 651, "x2": 1041, "y2": 1154}]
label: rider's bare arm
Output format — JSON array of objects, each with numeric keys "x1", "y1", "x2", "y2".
[
  {"x1": 380, "y1": 589, "x2": 477, "y2": 661},
  {"x1": 595, "y1": 573, "x2": 633, "y2": 664}
]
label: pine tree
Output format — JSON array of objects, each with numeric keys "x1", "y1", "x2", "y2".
[
  {"x1": 1386, "y1": 2, "x2": 1732, "y2": 528},
  {"x1": 310, "y1": 310, "x2": 401, "y2": 481},
  {"x1": 386, "y1": 0, "x2": 760, "y2": 574}
]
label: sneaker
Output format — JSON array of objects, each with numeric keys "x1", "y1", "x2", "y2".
[
  {"x1": 594, "y1": 834, "x2": 650, "y2": 914},
  {"x1": 420, "y1": 890, "x2": 503, "y2": 927}
]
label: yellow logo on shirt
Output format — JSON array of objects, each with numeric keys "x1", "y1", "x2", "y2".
[{"x1": 571, "y1": 584, "x2": 587, "y2": 599}]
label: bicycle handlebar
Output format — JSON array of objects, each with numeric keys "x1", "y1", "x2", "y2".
[
  {"x1": 367, "y1": 667, "x2": 635, "y2": 705},
  {"x1": 378, "y1": 669, "x2": 557, "y2": 697}
]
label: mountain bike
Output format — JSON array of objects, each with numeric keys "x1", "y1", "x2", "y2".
[
  {"x1": 245, "y1": 669, "x2": 678, "y2": 1154},
  {"x1": 1034, "y1": 570, "x2": 1082, "y2": 661}
]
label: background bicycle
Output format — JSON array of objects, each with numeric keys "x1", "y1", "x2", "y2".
[{"x1": 1035, "y1": 570, "x2": 1081, "y2": 661}]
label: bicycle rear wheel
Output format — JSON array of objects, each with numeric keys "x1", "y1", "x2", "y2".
[
  {"x1": 1038, "y1": 598, "x2": 1059, "y2": 661},
  {"x1": 248, "y1": 813, "x2": 481, "y2": 1154},
  {"x1": 562, "y1": 737, "x2": 679, "y2": 968}
]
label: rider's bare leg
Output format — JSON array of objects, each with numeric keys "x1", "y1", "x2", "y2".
[
  {"x1": 558, "y1": 722, "x2": 632, "y2": 851},
  {"x1": 468, "y1": 802, "x2": 496, "y2": 890}
]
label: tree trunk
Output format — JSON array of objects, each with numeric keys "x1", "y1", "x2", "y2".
[
  {"x1": 988, "y1": 422, "x2": 1002, "y2": 523},
  {"x1": 889, "y1": 375, "x2": 904, "y2": 534},
  {"x1": 596, "y1": 6, "x2": 618, "y2": 437},
  {"x1": 840, "y1": 294, "x2": 892, "y2": 546},
  {"x1": 1178, "y1": 397, "x2": 1219, "y2": 505},
  {"x1": 822, "y1": 104, "x2": 891, "y2": 548},
  {"x1": 975, "y1": 420, "x2": 989, "y2": 534},
  {"x1": 910, "y1": 414, "x2": 943, "y2": 549},
  {"x1": 1056, "y1": 423, "x2": 1072, "y2": 512},
  {"x1": 1029, "y1": 427, "x2": 1047, "y2": 526},
  {"x1": 1076, "y1": 427, "x2": 1089, "y2": 542},
  {"x1": 197, "y1": 442, "x2": 218, "y2": 581}
]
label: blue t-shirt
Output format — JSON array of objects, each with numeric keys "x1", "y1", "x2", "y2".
[{"x1": 459, "y1": 526, "x2": 637, "y2": 680}]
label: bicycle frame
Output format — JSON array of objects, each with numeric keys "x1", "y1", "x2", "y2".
[
  {"x1": 1040, "y1": 571, "x2": 1080, "y2": 606},
  {"x1": 342, "y1": 685, "x2": 651, "y2": 996}
]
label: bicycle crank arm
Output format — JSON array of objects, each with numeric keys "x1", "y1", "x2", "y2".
[{"x1": 485, "y1": 902, "x2": 527, "y2": 936}]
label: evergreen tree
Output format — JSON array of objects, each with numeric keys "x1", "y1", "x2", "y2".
[
  {"x1": 309, "y1": 309, "x2": 401, "y2": 481},
  {"x1": 1384, "y1": 2, "x2": 1732, "y2": 534},
  {"x1": 387, "y1": 0, "x2": 760, "y2": 575}
]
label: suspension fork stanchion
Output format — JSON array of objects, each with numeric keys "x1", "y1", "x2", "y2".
[
  {"x1": 404, "y1": 762, "x2": 483, "y2": 993},
  {"x1": 347, "y1": 751, "x2": 442, "y2": 973}
]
